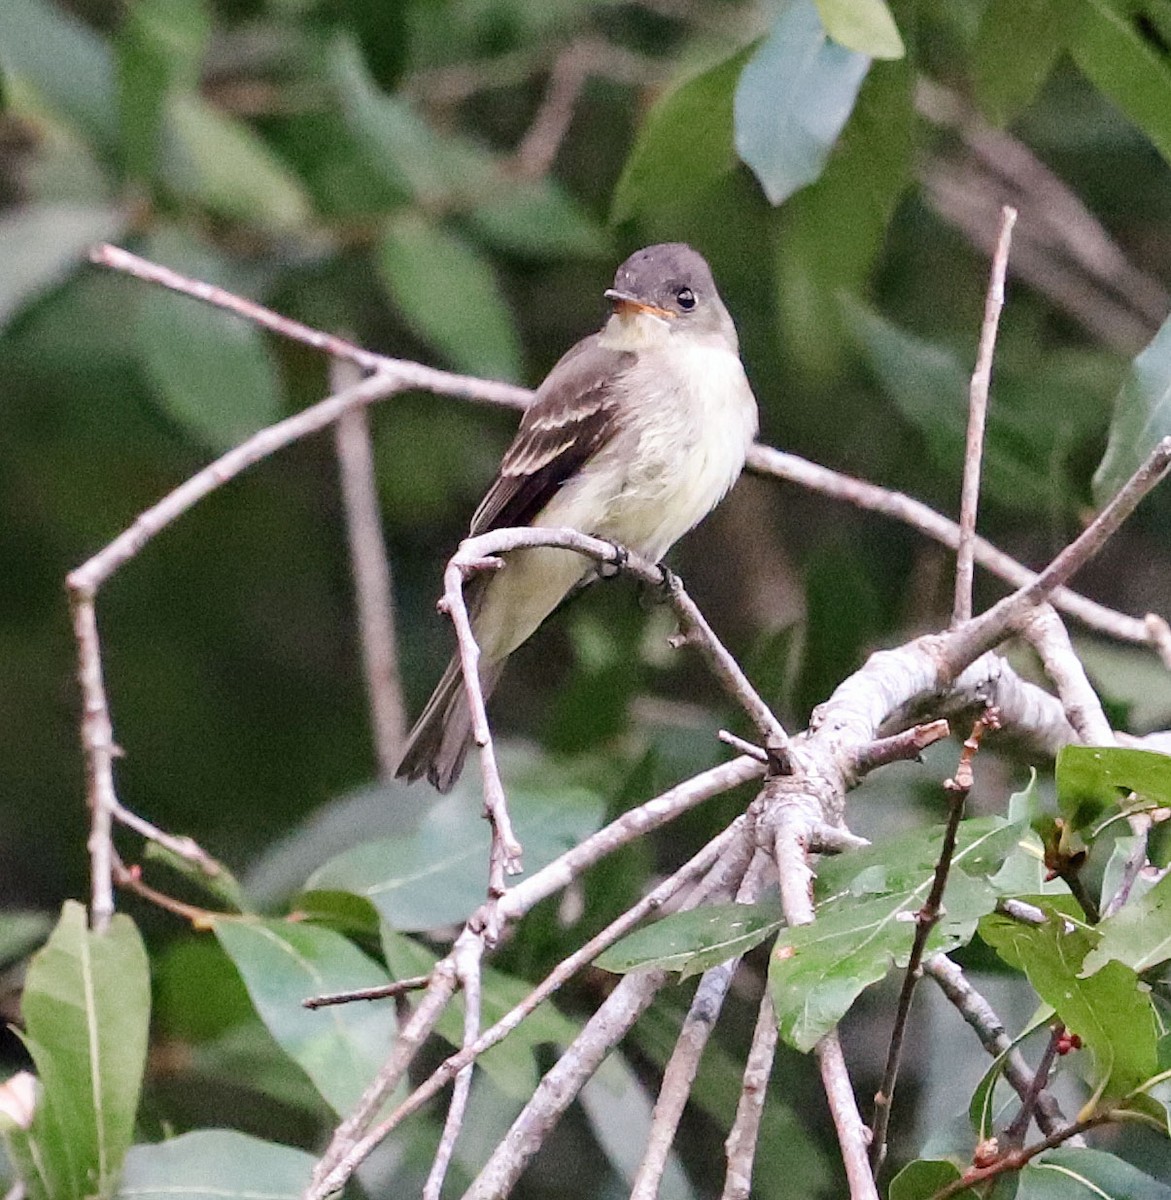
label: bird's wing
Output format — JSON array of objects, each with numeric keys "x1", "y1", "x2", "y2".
[{"x1": 470, "y1": 336, "x2": 634, "y2": 536}]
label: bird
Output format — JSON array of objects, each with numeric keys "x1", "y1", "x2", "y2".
[{"x1": 396, "y1": 242, "x2": 759, "y2": 791}]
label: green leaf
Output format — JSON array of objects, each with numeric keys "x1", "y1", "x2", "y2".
[
  {"x1": 769, "y1": 818, "x2": 1022, "y2": 1051},
  {"x1": 612, "y1": 46, "x2": 756, "y2": 226},
  {"x1": 329, "y1": 35, "x2": 485, "y2": 206},
  {"x1": 470, "y1": 180, "x2": 608, "y2": 260},
  {"x1": 816, "y1": 0, "x2": 905, "y2": 58},
  {"x1": 890, "y1": 1159, "x2": 976, "y2": 1200},
  {"x1": 1017, "y1": 1147, "x2": 1171, "y2": 1199},
  {"x1": 377, "y1": 212, "x2": 521, "y2": 381},
  {"x1": 734, "y1": 0, "x2": 871, "y2": 205},
  {"x1": 980, "y1": 911, "x2": 1158, "y2": 1103},
  {"x1": 1068, "y1": 0, "x2": 1171, "y2": 168},
  {"x1": 973, "y1": 0, "x2": 1063, "y2": 125},
  {"x1": 0, "y1": 912, "x2": 51, "y2": 969},
  {"x1": 117, "y1": 0, "x2": 211, "y2": 180},
  {"x1": 1094, "y1": 310, "x2": 1171, "y2": 504},
  {"x1": 15, "y1": 901, "x2": 149, "y2": 1200},
  {"x1": 595, "y1": 903, "x2": 782, "y2": 977},
  {"x1": 162, "y1": 92, "x2": 312, "y2": 231},
  {"x1": 847, "y1": 302, "x2": 1100, "y2": 512},
  {"x1": 116, "y1": 1131, "x2": 315, "y2": 1199},
  {"x1": 1055, "y1": 744, "x2": 1171, "y2": 832},
  {"x1": 212, "y1": 917, "x2": 395, "y2": 1117},
  {"x1": 310, "y1": 764, "x2": 605, "y2": 931},
  {"x1": 1083, "y1": 871, "x2": 1171, "y2": 974},
  {"x1": 0, "y1": 203, "x2": 125, "y2": 329},
  {"x1": 135, "y1": 226, "x2": 284, "y2": 451},
  {"x1": 0, "y1": 0, "x2": 119, "y2": 155},
  {"x1": 773, "y1": 57, "x2": 913, "y2": 382}
]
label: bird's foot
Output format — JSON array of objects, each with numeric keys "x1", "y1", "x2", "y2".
[{"x1": 598, "y1": 541, "x2": 629, "y2": 579}]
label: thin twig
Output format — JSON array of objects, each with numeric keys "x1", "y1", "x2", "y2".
[
  {"x1": 512, "y1": 40, "x2": 592, "y2": 179},
  {"x1": 852, "y1": 720, "x2": 951, "y2": 776},
  {"x1": 954, "y1": 205, "x2": 1016, "y2": 626},
  {"x1": 768, "y1": 805, "x2": 878, "y2": 1200},
  {"x1": 441, "y1": 554, "x2": 522, "y2": 887},
  {"x1": 746, "y1": 445, "x2": 1169, "y2": 661},
  {"x1": 1002, "y1": 1025, "x2": 1063, "y2": 1149},
  {"x1": 629, "y1": 852, "x2": 773, "y2": 1200},
  {"x1": 303, "y1": 975, "x2": 432, "y2": 1009},
  {"x1": 721, "y1": 989, "x2": 779, "y2": 1200},
  {"x1": 423, "y1": 933, "x2": 484, "y2": 1200},
  {"x1": 870, "y1": 711, "x2": 998, "y2": 1173},
  {"x1": 332, "y1": 359, "x2": 406, "y2": 776},
  {"x1": 923, "y1": 955, "x2": 1073, "y2": 1140},
  {"x1": 927, "y1": 1111, "x2": 1113, "y2": 1200},
  {"x1": 1015, "y1": 605, "x2": 1114, "y2": 745},
  {"x1": 308, "y1": 822, "x2": 750, "y2": 1197},
  {"x1": 718, "y1": 729, "x2": 768, "y2": 763},
  {"x1": 112, "y1": 859, "x2": 221, "y2": 928},
  {"x1": 942, "y1": 438, "x2": 1171, "y2": 675}
]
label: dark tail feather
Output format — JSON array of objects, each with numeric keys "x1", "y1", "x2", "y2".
[{"x1": 396, "y1": 655, "x2": 503, "y2": 792}]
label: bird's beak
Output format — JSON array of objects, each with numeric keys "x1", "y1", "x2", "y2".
[{"x1": 604, "y1": 289, "x2": 676, "y2": 319}]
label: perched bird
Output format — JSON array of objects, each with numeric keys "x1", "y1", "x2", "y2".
[{"x1": 396, "y1": 243, "x2": 759, "y2": 790}]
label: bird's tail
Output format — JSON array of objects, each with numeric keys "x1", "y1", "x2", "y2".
[{"x1": 395, "y1": 655, "x2": 503, "y2": 792}]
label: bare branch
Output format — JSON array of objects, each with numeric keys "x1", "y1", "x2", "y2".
[
  {"x1": 747, "y1": 446, "x2": 1169, "y2": 660},
  {"x1": 942, "y1": 438, "x2": 1171, "y2": 675},
  {"x1": 721, "y1": 989, "x2": 779, "y2": 1200},
  {"x1": 303, "y1": 975, "x2": 431, "y2": 1010},
  {"x1": 424, "y1": 934, "x2": 484, "y2": 1200},
  {"x1": 332, "y1": 358, "x2": 407, "y2": 775},
  {"x1": 852, "y1": 719, "x2": 951, "y2": 776},
  {"x1": 954, "y1": 205, "x2": 1016, "y2": 625},
  {"x1": 630, "y1": 852, "x2": 773, "y2": 1200}
]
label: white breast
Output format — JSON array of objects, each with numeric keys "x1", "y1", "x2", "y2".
[{"x1": 542, "y1": 339, "x2": 758, "y2": 563}]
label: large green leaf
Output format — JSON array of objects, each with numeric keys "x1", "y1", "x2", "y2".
[
  {"x1": 1094, "y1": 311, "x2": 1171, "y2": 503},
  {"x1": 7, "y1": 902, "x2": 150, "y2": 1200},
  {"x1": 162, "y1": 92, "x2": 312, "y2": 231},
  {"x1": 0, "y1": 0, "x2": 119, "y2": 154},
  {"x1": 116, "y1": 0, "x2": 210, "y2": 180},
  {"x1": 0, "y1": 203, "x2": 124, "y2": 330},
  {"x1": 848, "y1": 303, "x2": 1103, "y2": 513},
  {"x1": 980, "y1": 911, "x2": 1158, "y2": 1104},
  {"x1": 816, "y1": 0, "x2": 904, "y2": 58},
  {"x1": 889, "y1": 1159, "x2": 976, "y2": 1200},
  {"x1": 1055, "y1": 744, "x2": 1171, "y2": 832},
  {"x1": 308, "y1": 768, "x2": 605, "y2": 930},
  {"x1": 1083, "y1": 871, "x2": 1171, "y2": 974},
  {"x1": 734, "y1": 0, "x2": 871, "y2": 205},
  {"x1": 1067, "y1": 0, "x2": 1171, "y2": 168},
  {"x1": 612, "y1": 46, "x2": 755, "y2": 226},
  {"x1": 973, "y1": 0, "x2": 1063, "y2": 125},
  {"x1": 595, "y1": 903, "x2": 782, "y2": 977},
  {"x1": 377, "y1": 211, "x2": 522, "y2": 381},
  {"x1": 773, "y1": 57, "x2": 913, "y2": 381},
  {"x1": 116, "y1": 1131, "x2": 315, "y2": 1199},
  {"x1": 470, "y1": 180, "x2": 608, "y2": 260},
  {"x1": 1016, "y1": 1147, "x2": 1171, "y2": 1198},
  {"x1": 769, "y1": 818, "x2": 1022, "y2": 1051},
  {"x1": 135, "y1": 226, "x2": 284, "y2": 451},
  {"x1": 212, "y1": 917, "x2": 395, "y2": 1116}
]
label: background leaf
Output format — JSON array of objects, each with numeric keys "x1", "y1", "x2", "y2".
[
  {"x1": 815, "y1": 0, "x2": 904, "y2": 59},
  {"x1": 973, "y1": 0, "x2": 1063, "y2": 125},
  {"x1": 135, "y1": 226, "x2": 284, "y2": 451},
  {"x1": 735, "y1": 0, "x2": 871, "y2": 205},
  {"x1": 595, "y1": 902, "x2": 781, "y2": 977},
  {"x1": 115, "y1": 1130, "x2": 315, "y2": 1199},
  {"x1": 377, "y1": 211, "x2": 522, "y2": 381},
  {"x1": 1017, "y1": 1146, "x2": 1171, "y2": 1198},
  {"x1": 1094, "y1": 312, "x2": 1171, "y2": 503},
  {"x1": 212, "y1": 917, "x2": 395, "y2": 1116}
]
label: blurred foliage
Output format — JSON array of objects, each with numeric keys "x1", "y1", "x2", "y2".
[{"x1": 3, "y1": 0, "x2": 1171, "y2": 1195}]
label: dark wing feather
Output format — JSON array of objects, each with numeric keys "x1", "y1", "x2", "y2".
[{"x1": 470, "y1": 335, "x2": 633, "y2": 536}]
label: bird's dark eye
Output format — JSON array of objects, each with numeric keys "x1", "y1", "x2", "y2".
[{"x1": 676, "y1": 287, "x2": 696, "y2": 310}]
